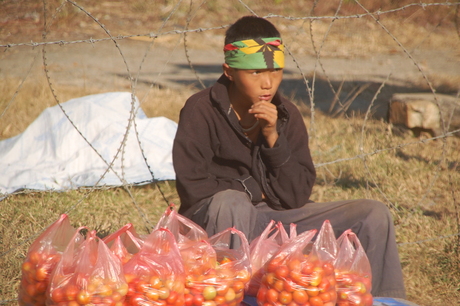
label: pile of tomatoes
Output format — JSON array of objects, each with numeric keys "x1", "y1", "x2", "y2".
[
  {"x1": 335, "y1": 271, "x2": 373, "y2": 306},
  {"x1": 47, "y1": 276, "x2": 128, "y2": 306},
  {"x1": 18, "y1": 250, "x2": 61, "y2": 306},
  {"x1": 123, "y1": 274, "x2": 185, "y2": 306},
  {"x1": 183, "y1": 256, "x2": 251, "y2": 306},
  {"x1": 257, "y1": 255, "x2": 337, "y2": 306}
]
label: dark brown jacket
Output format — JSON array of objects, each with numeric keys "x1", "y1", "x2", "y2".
[{"x1": 173, "y1": 74, "x2": 316, "y2": 214}]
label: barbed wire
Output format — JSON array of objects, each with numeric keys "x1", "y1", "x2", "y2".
[{"x1": 1, "y1": 1, "x2": 460, "y2": 300}]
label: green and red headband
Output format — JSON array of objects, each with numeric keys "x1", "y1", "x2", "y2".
[{"x1": 224, "y1": 37, "x2": 285, "y2": 70}]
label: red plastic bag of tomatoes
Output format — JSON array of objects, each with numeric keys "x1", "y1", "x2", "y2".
[
  {"x1": 334, "y1": 230, "x2": 373, "y2": 306},
  {"x1": 183, "y1": 227, "x2": 252, "y2": 306},
  {"x1": 123, "y1": 227, "x2": 186, "y2": 306},
  {"x1": 103, "y1": 223, "x2": 144, "y2": 265},
  {"x1": 47, "y1": 228, "x2": 128, "y2": 306},
  {"x1": 154, "y1": 204, "x2": 212, "y2": 277},
  {"x1": 154, "y1": 204, "x2": 208, "y2": 244},
  {"x1": 18, "y1": 214, "x2": 76, "y2": 306},
  {"x1": 247, "y1": 221, "x2": 297, "y2": 296},
  {"x1": 257, "y1": 223, "x2": 338, "y2": 306}
]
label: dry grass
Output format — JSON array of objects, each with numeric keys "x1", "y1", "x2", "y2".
[{"x1": 1, "y1": 77, "x2": 459, "y2": 306}]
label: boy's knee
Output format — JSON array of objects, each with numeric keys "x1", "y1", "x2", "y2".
[{"x1": 208, "y1": 189, "x2": 253, "y2": 216}]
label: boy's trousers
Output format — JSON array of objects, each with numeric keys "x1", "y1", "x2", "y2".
[{"x1": 181, "y1": 189, "x2": 407, "y2": 299}]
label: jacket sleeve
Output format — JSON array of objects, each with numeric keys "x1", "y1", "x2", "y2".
[
  {"x1": 173, "y1": 95, "x2": 264, "y2": 213},
  {"x1": 259, "y1": 102, "x2": 316, "y2": 209}
]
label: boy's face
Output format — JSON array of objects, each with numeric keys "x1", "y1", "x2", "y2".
[{"x1": 224, "y1": 63, "x2": 283, "y2": 107}]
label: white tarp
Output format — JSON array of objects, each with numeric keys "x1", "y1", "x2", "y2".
[{"x1": 0, "y1": 92, "x2": 177, "y2": 195}]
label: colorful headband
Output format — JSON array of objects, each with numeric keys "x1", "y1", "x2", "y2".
[{"x1": 224, "y1": 37, "x2": 285, "y2": 70}]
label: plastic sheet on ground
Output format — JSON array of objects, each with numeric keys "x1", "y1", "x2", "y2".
[{"x1": 0, "y1": 92, "x2": 177, "y2": 195}]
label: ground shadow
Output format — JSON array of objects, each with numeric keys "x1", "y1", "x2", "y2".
[{"x1": 124, "y1": 63, "x2": 457, "y2": 121}]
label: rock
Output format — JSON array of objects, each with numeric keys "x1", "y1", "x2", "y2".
[{"x1": 388, "y1": 93, "x2": 460, "y2": 137}]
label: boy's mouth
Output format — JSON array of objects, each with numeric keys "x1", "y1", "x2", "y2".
[{"x1": 259, "y1": 94, "x2": 272, "y2": 101}]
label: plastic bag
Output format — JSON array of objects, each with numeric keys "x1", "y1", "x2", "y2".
[
  {"x1": 257, "y1": 220, "x2": 338, "y2": 306},
  {"x1": 18, "y1": 214, "x2": 76, "y2": 306},
  {"x1": 247, "y1": 220, "x2": 296, "y2": 296},
  {"x1": 154, "y1": 204, "x2": 208, "y2": 244},
  {"x1": 123, "y1": 227, "x2": 185, "y2": 306},
  {"x1": 335, "y1": 229, "x2": 373, "y2": 306},
  {"x1": 184, "y1": 227, "x2": 252, "y2": 306},
  {"x1": 154, "y1": 204, "x2": 213, "y2": 277},
  {"x1": 47, "y1": 228, "x2": 128, "y2": 306},
  {"x1": 103, "y1": 223, "x2": 144, "y2": 265}
]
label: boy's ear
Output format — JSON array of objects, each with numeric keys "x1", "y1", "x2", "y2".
[{"x1": 223, "y1": 63, "x2": 234, "y2": 81}]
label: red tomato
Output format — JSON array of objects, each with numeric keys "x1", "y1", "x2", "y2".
[
  {"x1": 274, "y1": 280, "x2": 285, "y2": 292},
  {"x1": 309, "y1": 296, "x2": 324, "y2": 306},
  {"x1": 278, "y1": 291, "x2": 293, "y2": 305},
  {"x1": 266, "y1": 288, "x2": 279, "y2": 304},
  {"x1": 65, "y1": 284, "x2": 79, "y2": 301},
  {"x1": 192, "y1": 294, "x2": 204, "y2": 306},
  {"x1": 275, "y1": 265, "x2": 290, "y2": 279},
  {"x1": 184, "y1": 293, "x2": 194, "y2": 306},
  {"x1": 287, "y1": 259, "x2": 302, "y2": 272},
  {"x1": 283, "y1": 280, "x2": 295, "y2": 293},
  {"x1": 215, "y1": 295, "x2": 226, "y2": 305},
  {"x1": 306, "y1": 286, "x2": 320, "y2": 297},
  {"x1": 301, "y1": 262, "x2": 314, "y2": 275},
  {"x1": 362, "y1": 293, "x2": 373, "y2": 306},
  {"x1": 166, "y1": 291, "x2": 178, "y2": 304},
  {"x1": 232, "y1": 281, "x2": 245, "y2": 294},
  {"x1": 257, "y1": 286, "x2": 267, "y2": 302},
  {"x1": 319, "y1": 292, "x2": 331, "y2": 302},
  {"x1": 322, "y1": 263, "x2": 334, "y2": 276},
  {"x1": 292, "y1": 290, "x2": 308, "y2": 304}
]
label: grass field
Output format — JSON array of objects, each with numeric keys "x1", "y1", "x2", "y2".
[{"x1": 1, "y1": 1, "x2": 460, "y2": 305}]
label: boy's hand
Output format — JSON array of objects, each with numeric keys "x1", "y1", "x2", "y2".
[{"x1": 249, "y1": 101, "x2": 279, "y2": 148}]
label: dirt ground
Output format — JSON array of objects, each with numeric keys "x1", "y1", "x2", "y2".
[{"x1": 1, "y1": 1, "x2": 460, "y2": 120}]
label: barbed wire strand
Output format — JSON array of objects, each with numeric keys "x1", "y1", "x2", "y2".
[
  {"x1": 1, "y1": 2, "x2": 460, "y2": 299},
  {"x1": 3, "y1": 2, "x2": 459, "y2": 50},
  {"x1": 358, "y1": 71, "x2": 399, "y2": 210}
]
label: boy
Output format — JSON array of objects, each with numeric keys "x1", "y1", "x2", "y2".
[{"x1": 172, "y1": 15, "x2": 406, "y2": 298}]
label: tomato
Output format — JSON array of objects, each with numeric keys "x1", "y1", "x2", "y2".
[
  {"x1": 35, "y1": 267, "x2": 48, "y2": 282},
  {"x1": 287, "y1": 259, "x2": 302, "y2": 272},
  {"x1": 214, "y1": 295, "x2": 226, "y2": 305},
  {"x1": 292, "y1": 290, "x2": 308, "y2": 304},
  {"x1": 76, "y1": 290, "x2": 91, "y2": 305},
  {"x1": 166, "y1": 291, "x2": 178, "y2": 304},
  {"x1": 232, "y1": 281, "x2": 245, "y2": 293},
  {"x1": 65, "y1": 284, "x2": 79, "y2": 301},
  {"x1": 309, "y1": 296, "x2": 324, "y2": 306},
  {"x1": 274, "y1": 280, "x2": 285, "y2": 292},
  {"x1": 306, "y1": 286, "x2": 320, "y2": 297},
  {"x1": 301, "y1": 262, "x2": 314, "y2": 275},
  {"x1": 318, "y1": 278, "x2": 330, "y2": 293},
  {"x1": 203, "y1": 286, "x2": 217, "y2": 300},
  {"x1": 283, "y1": 280, "x2": 295, "y2": 293},
  {"x1": 257, "y1": 286, "x2": 267, "y2": 302},
  {"x1": 145, "y1": 288, "x2": 160, "y2": 301},
  {"x1": 275, "y1": 265, "x2": 290, "y2": 279},
  {"x1": 353, "y1": 281, "x2": 367, "y2": 294},
  {"x1": 158, "y1": 287, "x2": 170, "y2": 300},
  {"x1": 319, "y1": 292, "x2": 331, "y2": 302},
  {"x1": 99, "y1": 284, "x2": 114, "y2": 297},
  {"x1": 217, "y1": 283, "x2": 229, "y2": 296},
  {"x1": 362, "y1": 293, "x2": 373, "y2": 306},
  {"x1": 236, "y1": 269, "x2": 251, "y2": 283},
  {"x1": 267, "y1": 257, "x2": 282, "y2": 273},
  {"x1": 266, "y1": 288, "x2": 279, "y2": 304},
  {"x1": 322, "y1": 263, "x2": 334, "y2": 276},
  {"x1": 278, "y1": 291, "x2": 293, "y2": 305},
  {"x1": 265, "y1": 273, "x2": 276, "y2": 285},
  {"x1": 192, "y1": 294, "x2": 204, "y2": 306},
  {"x1": 224, "y1": 288, "x2": 236, "y2": 302},
  {"x1": 184, "y1": 293, "x2": 194, "y2": 306}
]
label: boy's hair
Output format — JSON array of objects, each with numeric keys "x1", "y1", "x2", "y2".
[{"x1": 224, "y1": 16, "x2": 281, "y2": 45}]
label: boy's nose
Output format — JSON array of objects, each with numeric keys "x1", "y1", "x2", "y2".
[{"x1": 261, "y1": 73, "x2": 272, "y2": 89}]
